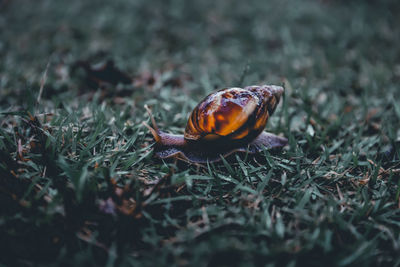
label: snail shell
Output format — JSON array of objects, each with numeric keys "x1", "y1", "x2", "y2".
[{"x1": 143, "y1": 85, "x2": 287, "y2": 163}]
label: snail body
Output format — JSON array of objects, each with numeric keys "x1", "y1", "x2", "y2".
[{"x1": 143, "y1": 85, "x2": 287, "y2": 163}]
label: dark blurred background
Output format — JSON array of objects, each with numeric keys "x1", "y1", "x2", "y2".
[{"x1": 1, "y1": 0, "x2": 399, "y2": 104}]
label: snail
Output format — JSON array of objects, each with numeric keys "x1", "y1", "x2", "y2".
[{"x1": 143, "y1": 85, "x2": 288, "y2": 163}]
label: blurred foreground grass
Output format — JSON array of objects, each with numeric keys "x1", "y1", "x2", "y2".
[{"x1": 1, "y1": 0, "x2": 400, "y2": 266}]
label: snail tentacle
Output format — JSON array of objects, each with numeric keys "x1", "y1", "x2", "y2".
[
  {"x1": 143, "y1": 105, "x2": 186, "y2": 149},
  {"x1": 142, "y1": 104, "x2": 162, "y2": 143},
  {"x1": 142, "y1": 121, "x2": 161, "y2": 143},
  {"x1": 144, "y1": 104, "x2": 159, "y2": 132}
]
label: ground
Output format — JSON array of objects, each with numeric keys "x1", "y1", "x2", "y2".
[{"x1": 0, "y1": 0, "x2": 399, "y2": 266}]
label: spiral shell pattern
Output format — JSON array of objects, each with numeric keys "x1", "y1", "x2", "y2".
[{"x1": 184, "y1": 85, "x2": 284, "y2": 143}]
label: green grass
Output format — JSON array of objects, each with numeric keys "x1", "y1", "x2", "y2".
[{"x1": 1, "y1": 0, "x2": 400, "y2": 266}]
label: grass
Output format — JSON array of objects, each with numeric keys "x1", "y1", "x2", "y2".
[{"x1": 1, "y1": 0, "x2": 400, "y2": 266}]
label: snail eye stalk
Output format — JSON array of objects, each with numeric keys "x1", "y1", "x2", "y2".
[{"x1": 142, "y1": 105, "x2": 161, "y2": 143}]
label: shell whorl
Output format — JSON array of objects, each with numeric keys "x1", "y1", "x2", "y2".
[{"x1": 184, "y1": 85, "x2": 284, "y2": 143}]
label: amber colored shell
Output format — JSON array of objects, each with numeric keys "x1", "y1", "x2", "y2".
[{"x1": 184, "y1": 85, "x2": 284, "y2": 144}]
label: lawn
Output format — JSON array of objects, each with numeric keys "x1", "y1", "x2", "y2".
[{"x1": 1, "y1": 0, "x2": 399, "y2": 266}]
